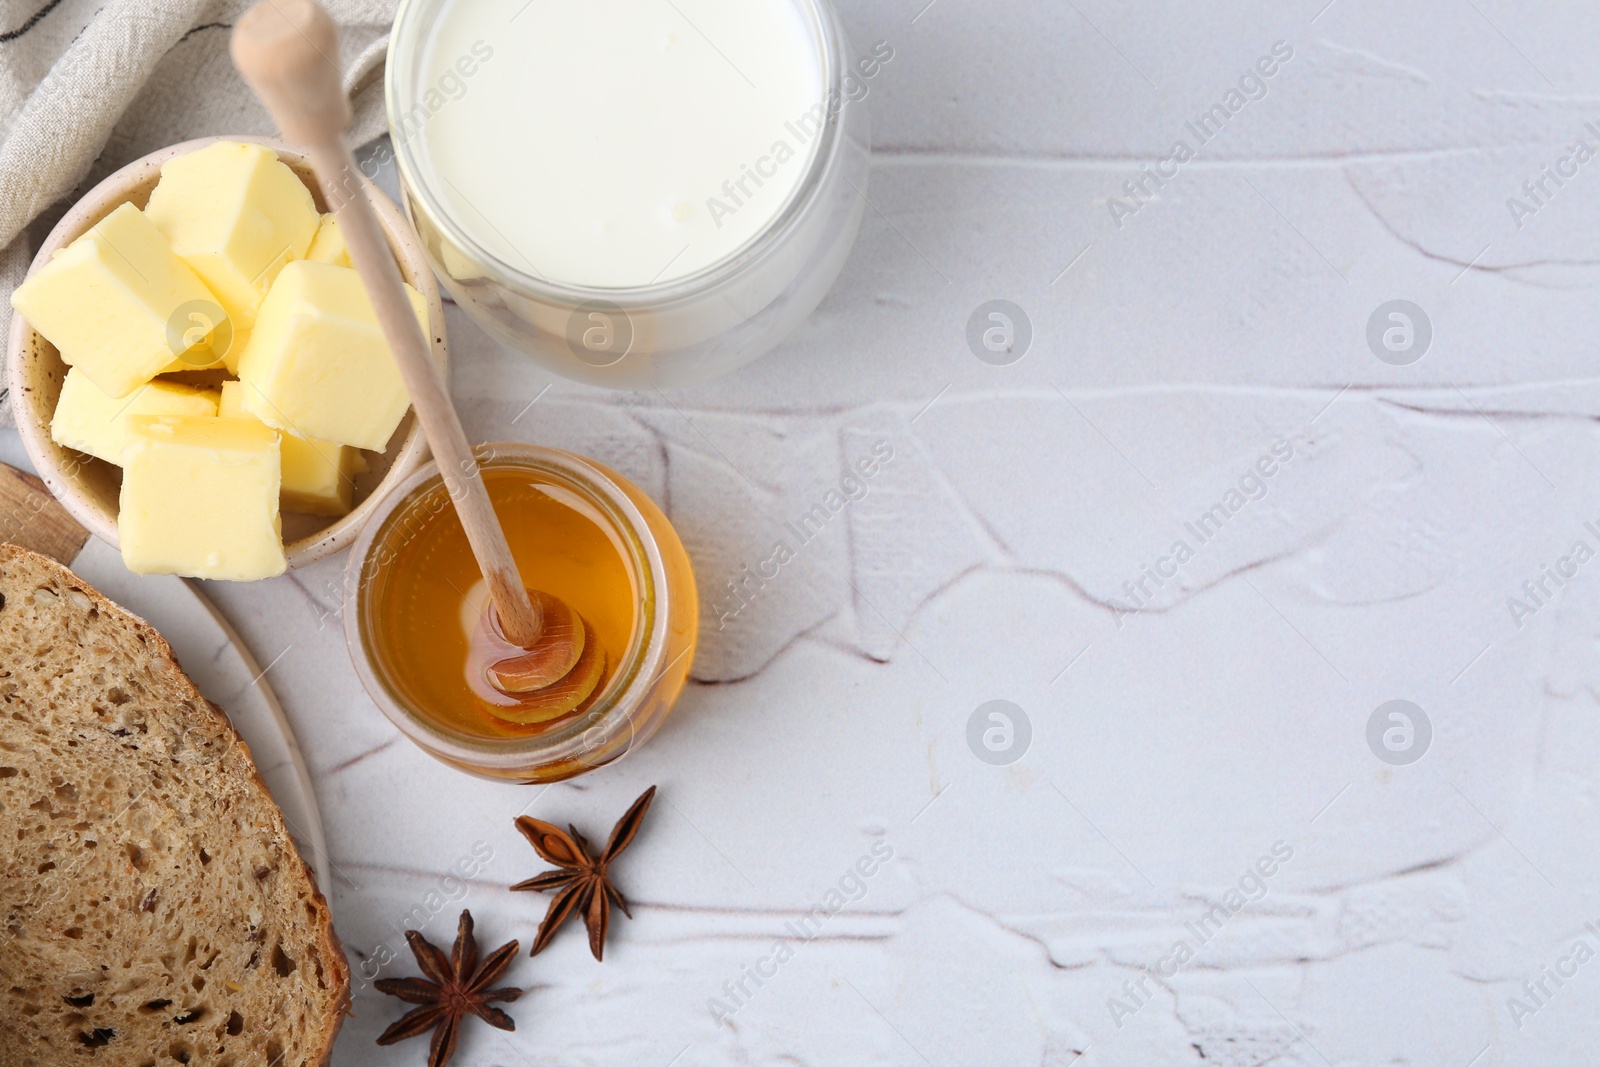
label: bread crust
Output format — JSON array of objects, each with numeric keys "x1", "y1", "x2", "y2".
[{"x1": 0, "y1": 543, "x2": 348, "y2": 1064}]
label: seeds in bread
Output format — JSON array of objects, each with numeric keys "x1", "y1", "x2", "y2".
[{"x1": 0, "y1": 543, "x2": 348, "y2": 1064}]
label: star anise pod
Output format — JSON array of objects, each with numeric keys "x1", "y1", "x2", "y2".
[
  {"x1": 511, "y1": 784, "x2": 656, "y2": 961},
  {"x1": 374, "y1": 910, "x2": 522, "y2": 1067}
]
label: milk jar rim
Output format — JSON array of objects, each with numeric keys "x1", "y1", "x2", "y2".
[{"x1": 385, "y1": 0, "x2": 847, "y2": 303}]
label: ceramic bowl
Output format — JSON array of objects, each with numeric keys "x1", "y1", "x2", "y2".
[{"x1": 5, "y1": 135, "x2": 448, "y2": 570}]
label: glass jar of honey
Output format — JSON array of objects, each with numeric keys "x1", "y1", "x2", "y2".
[{"x1": 345, "y1": 442, "x2": 697, "y2": 781}]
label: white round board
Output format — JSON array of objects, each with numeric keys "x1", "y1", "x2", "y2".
[{"x1": 68, "y1": 538, "x2": 333, "y2": 892}]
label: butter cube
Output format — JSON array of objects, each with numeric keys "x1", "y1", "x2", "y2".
[
  {"x1": 145, "y1": 141, "x2": 319, "y2": 331},
  {"x1": 11, "y1": 203, "x2": 220, "y2": 398},
  {"x1": 119, "y1": 414, "x2": 285, "y2": 581},
  {"x1": 159, "y1": 326, "x2": 248, "y2": 375},
  {"x1": 219, "y1": 381, "x2": 364, "y2": 517},
  {"x1": 305, "y1": 214, "x2": 351, "y2": 267},
  {"x1": 236, "y1": 261, "x2": 426, "y2": 452},
  {"x1": 52, "y1": 368, "x2": 218, "y2": 466}
]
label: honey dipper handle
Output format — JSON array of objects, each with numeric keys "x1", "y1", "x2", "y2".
[
  {"x1": 230, "y1": 0, "x2": 350, "y2": 146},
  {"x1": 231, "y1": 0, "x2": 544, "y2": 648}
]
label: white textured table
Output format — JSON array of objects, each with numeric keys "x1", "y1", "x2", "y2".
[{"x1": 9, "y1": 1, "x2": 1600, "y2": 1063}]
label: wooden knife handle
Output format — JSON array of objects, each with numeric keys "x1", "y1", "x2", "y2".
[{"x1": 0, "y1": 462, "x2": 90, "y2": 565}]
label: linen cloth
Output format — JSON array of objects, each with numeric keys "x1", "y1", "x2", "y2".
[{"x1": 0, "y1": 0, "x2": 400, "y2": 425}]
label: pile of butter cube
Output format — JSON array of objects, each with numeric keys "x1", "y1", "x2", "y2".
[{"x1": 11, "y1": 141, "x2": 427, "y2": 582}]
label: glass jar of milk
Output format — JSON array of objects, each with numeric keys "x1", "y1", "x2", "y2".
[{"x1": 386, "y1": 0, "x2": 871, "y2": 388}]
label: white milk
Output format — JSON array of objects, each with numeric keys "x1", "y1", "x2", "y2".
[{"x1": 411, "y1": 0, "x2": 826, "y2": 289}]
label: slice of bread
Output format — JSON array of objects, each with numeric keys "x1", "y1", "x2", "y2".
[{"x1": 0, "y1": 544, "x2": 347, "y2": 1064}]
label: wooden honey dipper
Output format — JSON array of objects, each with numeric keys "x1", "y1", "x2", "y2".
[{"x1": 231, "y1": 0, "x2": 604, "y2": 720}]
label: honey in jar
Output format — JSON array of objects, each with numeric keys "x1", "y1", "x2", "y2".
[{"x1": 348, "y1": 444, "x2": 698, "y2": 781}]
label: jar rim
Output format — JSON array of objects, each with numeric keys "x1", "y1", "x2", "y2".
[
  {"x1": 344, "y1": 443, "x2": 673, "y2": 774},
  {"x1": 384, "y1": 0, "x2": 850, "y2": 304}
]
